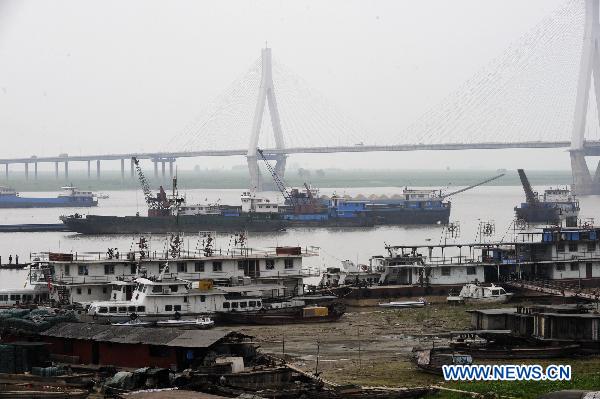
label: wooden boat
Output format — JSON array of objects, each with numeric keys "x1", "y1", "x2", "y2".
[
  {"x1": 156, "y1": 317, "x2": 214, "y2": 329},
  {"x1": 413, "y1": 347, "x2": 472, "y2": 375},
  {"x1": 453, "y1": 343, "x2": 580, "y2": 359},
  {"x1": 217, "y1": 303, "x2": 345, "y2": 325},
  {"x1": 378, "y1": 299, "x2": 427, "y2": 308}
]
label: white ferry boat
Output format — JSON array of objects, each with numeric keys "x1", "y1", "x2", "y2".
[
  {"x1": 25, "y1": 235, "x2": 318, "y2": 307},
  {"x1": 87, "y1": 276, "x2": 304, "y2": 321}
]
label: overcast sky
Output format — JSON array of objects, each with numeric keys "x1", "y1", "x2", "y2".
[{"x1": 0, "y1": 0, "x2": 591, "y2": 171}]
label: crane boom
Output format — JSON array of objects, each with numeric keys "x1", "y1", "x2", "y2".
[
  {"x1": 517, "y1": 169, "x2": 539, "y2": 205},
  {"x1": 132, "y1": 157, "x2": 157, "y2": 209},
  {"x1": 441, "y1": 173, "x2": 505, "y2": 199},
  {"x1": 256, "y1": 149, "x2": 298, "y2": 207}
]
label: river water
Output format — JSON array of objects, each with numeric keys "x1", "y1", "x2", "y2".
[{"x1": 1, "y1": 186, "x2": 598, "y2": 289}]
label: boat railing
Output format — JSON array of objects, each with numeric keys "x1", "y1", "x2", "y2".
[{"x1": 30, "y1": 246, "x2": 319, "y2": 263}]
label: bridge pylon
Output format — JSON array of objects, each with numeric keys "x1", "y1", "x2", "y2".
[
  {"x1": 570, "y1": 0, "x2": 600, "y2": 195},
  {"x1": 247, "y1": 47, "x2": 286, "y2": 191}
]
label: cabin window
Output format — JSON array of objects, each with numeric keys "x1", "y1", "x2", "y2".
[
  {"x1": 88, "y1": 288, "x2": 92, "y2": 295},
  {"x1": 284, "y1": 259, "x2": 294, "y2": 269},
  {"x1": 265, "y1": 259, "x2": 275, "y2": 270},
  {"x1": 117, "y1": 307, "x2": 126, "y2": 313},
  {"x1": 104, "y1": 264, "x2": 115, "y2": 275},
  {"x1": 556, "y1": 263, "x2": 565, "y2": 271},
  {"x1": 200, "y1": 296, "x2": 206, "y2": 302},
  {"x1": 238, "y1": 261, "x2": 245, "y2": 271},
  {"x1": 165, "y1": 305, "x2": 173, "y2": 311},
  {"x1": 183, "y1": 296, "x2": 188, "y2": 303},
  {"x1": 152, "y1": 286, "x2": 162, "y2": 293},
  {"x1": 0, "y1": 295, "x2": 7, "y2": 301},
  {"x1": 249, "y1": 300, "x2": 256, "y2": 307},
  {"x1": 64, "y1": 265, "x2": 70, "y2": 276},
  {"x1": 10, "y1": 294, "x2": 20, "y2": 301},
  {"x1": 195, "y1": 261, "x2": 205, "y2": 272},
  {"x1": 570, "y1": 262, "x2": 579, "y2": 271},
  {"x1": 78, "y1": 265, "x2": 88, "y2": 275},
  {"x1": 137, "y1": 306, "x2": 145, "y2": 312},
  {"x1": 466, "y1": 266, "x2": 476, "y2": 275},
  {"x1": 212, "y1": 262, "x2": 223, "y2": 272},
  {"x1": 441, "y1": 267, "x2": 451, "y2": 276},
  {"x1": 257, "y1": 301, "x2": 262, "y2": 307},
  {"x1": 131, "y1": 265, "x2": 137, "y2": 274},
  {"x1": 102, "y1": 287, "x2": 107, "y2": 294},
  {"x1": 569, "y1": 243, "x2": 578, "y2": 252},
  {"x1": 76, "y1": 288, "x2": 82, "y2": 295},
  {"x1": 240, "y1": 302, "x2": 247, "y2": 308},
  {"x1": 588, "y1": 242, "x2": 596, "y2": 252},
  {"x1": 231, "y1": 302, "x2": 239, "y2": 309},
  {"x1": 109, "y1": 306, "x2": 117, "y2": 313},
  {"x1": 174, "y1": 305, "x2": 182, "y2": 311},
  {"x1": 557, "y1": 243, "x2": 565, "y2": 252},
  {"x1": 177, "y1": 262, "x2": 187, "y2": 273},
  {"x1": 223, "y1": 302, "x2": 230, "y2": 309},
  {"x1": 99, "y1": 307, "x2": 108, "y2": 314},
  {"x1": 169, "y1": 285, "x2": 179, "y2": 293}
]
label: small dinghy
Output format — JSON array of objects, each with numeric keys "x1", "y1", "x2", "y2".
[
  {"x1": 155, "y1": 317, "x2": 214, "y2": 329},
  {"x1": 111, "y1": 318, "x2": 153, "y2": 327},
  {"x1": 379, "y1": 298, "x2": 427, "y2": 308}
]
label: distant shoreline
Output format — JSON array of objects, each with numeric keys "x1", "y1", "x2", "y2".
[{"x1": 0, "y1": 169, "x2": 572, "y2": 192}]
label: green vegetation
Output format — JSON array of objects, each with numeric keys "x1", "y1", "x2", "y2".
[{"x1": 2, "y1": 169, "x2": 573, "y2": 192}]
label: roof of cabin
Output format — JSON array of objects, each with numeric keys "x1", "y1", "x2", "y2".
[{"x1": 40, "y1": 322, "x2": 249, "y2": 348}]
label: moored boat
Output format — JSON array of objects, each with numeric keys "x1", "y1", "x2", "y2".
[
  {"x1": 413, "y1": 347, "x2": 473, "y2": 375},
  {"x1": 447, "y1": 283, "x2": 513, "y2": 304},
  {"x1": 378, "y1": 299, "x2": 427, "y2": 308},
  {"x1": 216, "y1": 302, "x2": 346, "y2": 325},
  {"x1": 0, "y1": 186, "x2": 97, "y2": 208}
]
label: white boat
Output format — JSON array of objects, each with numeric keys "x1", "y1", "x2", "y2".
[
  {"x1": 378, "y1": 299, "x2": 427, "y2": 308},
  {"x1": 111, "y1": 318, "x2": 153, "y2": 327},
  {"x1": 447, "y1": 283, "x2": 513, "y2": 304},
  {"x1": 156, "y1": 317, "x2": 214, "y2": 329}
]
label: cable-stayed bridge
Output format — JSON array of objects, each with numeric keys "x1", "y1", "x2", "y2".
[{"x1": 2, "y1": 0, "x2": 600, "y2": 193}]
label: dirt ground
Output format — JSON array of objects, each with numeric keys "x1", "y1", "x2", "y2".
[{"x1": 231, "y1": 302, "x2": 498, "y2": 387}]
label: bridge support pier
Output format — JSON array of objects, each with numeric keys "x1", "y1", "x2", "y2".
[
  {"x1": 34, "y1": 163, "x2": 37, "y2": 180},
  {"x1": 87, "y1": 161, "x2": 91, "y2": 179},
  {"x1": 153, "y1": 160, "x2": 158, "y2": 179},
  {"x1": 24, "y1": 163, "x2": 29, "y2": 180},
  {"x1": 4, "y1": 164, "x2": 7, "y2": 180},
  {"x1": 130, "y1": 159, "x2": 135, "y2": 178},
  {"x1": 161, "y1": 161, "x2": 166, "y2": 180},
  {"x1": 54, "y1": 162, "x2": 58, "y2": 179},
  {"x1": 571, "y1": 151, "x2": 600, "y2": 195},
  {"x1": 64, "y1": 161, "x2": 69, "y2": 180},
  {"x1": 96, "y1": 160, "x2": 101, "y2": 180},
  {"x1": 247, "y1": 156, "x2": 262, "y2": 191},
  {"x1": 121, "y1": 159, "x2": 125, "y2": 181},
  {"x1": 169, "y1": 160, "x2": 174, "y2": 178}
]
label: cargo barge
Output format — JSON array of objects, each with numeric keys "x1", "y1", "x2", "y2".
[
  {"x1": 514, "y1": 169, "x2": 579, "y2": 225},
  {"x1": 0, "y1": 186, "x2": 97, "y2": 208}
]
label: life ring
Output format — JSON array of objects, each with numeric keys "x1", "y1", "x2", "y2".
[{"x1": 360, "y1": 265, "x2": 368, "y2": 271}]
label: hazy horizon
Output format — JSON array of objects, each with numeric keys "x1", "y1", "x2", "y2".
[{"x1": 1, "y1": 0, "x2": 596, "y2": 174}]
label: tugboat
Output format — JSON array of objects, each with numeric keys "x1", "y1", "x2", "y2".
[
  {"x1": 514, "y1": 169, "x2": 579, "y2": 226},
  {"x1": 0, "y1": 186, "x2": 98, "y2": 208}
]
